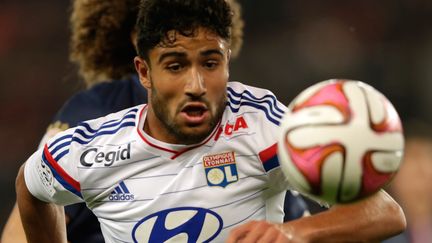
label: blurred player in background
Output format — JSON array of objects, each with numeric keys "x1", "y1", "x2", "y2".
[
  {"x1": 2, "y1": 0, "x2": 143, "y2": 241},
  {"x1": 1, "y1": 0, "x2": 307, "y2": 242},
  {"x1": 16, "y1": 0, "x2": 405, "y2": 242},
  {"x1": 388, "y1": 121, "x2": 432, "y2": 243}
]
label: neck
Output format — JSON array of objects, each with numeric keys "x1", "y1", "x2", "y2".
[{"x1": 143, "y1": 105, "x2": 180, "y2": 144}]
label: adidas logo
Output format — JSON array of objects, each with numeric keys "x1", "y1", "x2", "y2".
[{"x1": 109, "y1": 181, "x2": 135, "y2": 201}]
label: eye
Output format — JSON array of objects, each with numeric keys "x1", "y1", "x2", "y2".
[
  {"x1": 203, "y1": 60, "x2": 219, "y2": 70},
  {"x1": 166, "y1": 63, "x2": 183, "y2": 72}
]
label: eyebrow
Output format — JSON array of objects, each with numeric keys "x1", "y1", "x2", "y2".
[
  {"x1": 157, "y1": 49, "x2": 225, "y2": 64},
  {"x1": 200, "y1": 49, "x2": 225, "y2": 57},
  {"x1": 158, "y1": 51, "x2": 187, "y2": 64}
]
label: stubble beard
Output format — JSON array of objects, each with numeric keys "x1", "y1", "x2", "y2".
[{"x1": 150, "y1": 84, "x2": 226, "y2": 145}]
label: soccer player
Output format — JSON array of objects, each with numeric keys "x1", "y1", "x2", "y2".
[
  {"x1": 2, "y1": 0, "x2": 305, "y2": 242},
  {"x1": 16, "y1": 0, "x2": 406, "y2": 242}
]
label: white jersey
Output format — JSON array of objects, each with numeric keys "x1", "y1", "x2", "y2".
[{"x1": 24, "y1": 81, "x2": 292, "y2": 243}]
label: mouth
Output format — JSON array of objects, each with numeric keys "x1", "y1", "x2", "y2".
[{"x1": 180, "y1": 103, "x2": 209, "y2": 124}]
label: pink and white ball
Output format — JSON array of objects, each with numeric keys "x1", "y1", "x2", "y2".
[{"x1": 277, "y1": 79, "x2": 404, "y2": 204}]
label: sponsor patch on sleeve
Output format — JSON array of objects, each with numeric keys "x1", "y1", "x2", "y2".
[{"x1": 36, "y1": 159, "x2": 55, "y2": 197}]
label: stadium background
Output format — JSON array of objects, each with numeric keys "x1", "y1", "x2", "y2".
[{"x1": 1, "y1": 0, "x2": 431, "y2": 237}]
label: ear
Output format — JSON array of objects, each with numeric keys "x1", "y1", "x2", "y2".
[{"x1": 134, "y1": 56, "x2": 152, "y2": 89}]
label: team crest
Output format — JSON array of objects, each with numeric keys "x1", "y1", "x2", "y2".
[{"x1": 203, "y1": 151, "x2": 238, "y2": 187}]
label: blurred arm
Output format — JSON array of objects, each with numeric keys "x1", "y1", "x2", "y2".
[
  {"x1": 15, "y1": 164, "x2": 67, "y2": 243},
  {"x1": 1, "y1": 203, "x2": 27, "y2": 243},
  {"x1": 227, "y1": 190, "x2": 406, "y2": 242},
  {"x1": 390, "y1": 138, "x2": 432, "y2": 243},
  {"x1": 283, "y1": 190, "x2": 406, "y2": 242}
]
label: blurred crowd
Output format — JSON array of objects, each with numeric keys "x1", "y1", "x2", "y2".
[{"x1": 1, "y1": 0, "x2": 431, "y2": 242}]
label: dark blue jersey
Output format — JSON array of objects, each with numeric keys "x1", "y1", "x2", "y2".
[
  {"x1": 50, "y1": 75, "x2": 147, "y2": 243},
  {"x1": 52, "y1": 75, "x2": 147, "y2": 126},
  {"x1": 47, "y1": 74, "x2": 308, "y2": 242}
]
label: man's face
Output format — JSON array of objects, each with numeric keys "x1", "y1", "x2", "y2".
[{"x1": 136, "y1": 27, "x2": 230, "y2": 144}]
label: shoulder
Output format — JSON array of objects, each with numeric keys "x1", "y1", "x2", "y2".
[
  {"x1": 227, "y1": 81, "x2": 276, "y2": 95},
  {"x1": 226, "y1": 81, "x2": 287, "y2": 126},
  {"x1": 227, "y1": 81, "x2": 285, "y2": 106},
  {"x1": 46, "y1": 105, "x2": 143, "y2": 157},
  {"x1": 73, "y1": 105, "x2": 142, "y2": 144}
]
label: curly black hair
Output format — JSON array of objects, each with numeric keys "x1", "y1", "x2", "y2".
[
  {"x1": 70, "y1": 0, "x2": 241, "y2": 87},
  {"x1": 69, "y1": 0, "x2": 140, "y2": 87},
  {"x1": 136, "y1": 0, "x2": 233, "y2": 61}
]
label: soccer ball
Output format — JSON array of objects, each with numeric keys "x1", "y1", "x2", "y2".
[{"x1": 277, "y1": 79, "x2": 404, "y2": 204}]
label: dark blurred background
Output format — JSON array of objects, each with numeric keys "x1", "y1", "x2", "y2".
[{"x1": 1, "y1": 0, "x2": 431, "y2": 236}]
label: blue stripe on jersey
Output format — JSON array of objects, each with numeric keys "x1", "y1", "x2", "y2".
[
  {"x1": 262, "y1": 153, "x2": 280, "y2": 172},
  {"x1": 227, "y1": 88, "x2": 285, "y2": 126},
  {"x1": 54, "y1": 149, "x2": 69, "y2": 162},
  {"x1": 76, "y1": 110, "x2": 136, "y2": 137},
  {"x1": 48, "y1": 136, "x2": 72, "y2": 162},
  {"x1": 50, "y1": 141, "x2": 71, "y2": 156},
  {"x1": 227, "y1": 98, "x2": 283, "y2": 120},
  {"x1": 75, "y1": 117, "x2": 135, "y2": 140},
  {"x1": 77, "y1": 108, "x2": 138, "y2": 134},
  {"x1": 48, "y1": 134, "x2": 73, "y2": 150},
  {"x1": 104, "y1": 112, "x2": 136, "y2": 126},
  {"x1": 227, "y1": 97, "x2": 281, "y2": 125},
  {"x1": 227, "y1": 87, "x2": 285, "y2": 114},
  {"x1": 259, "y1": 143, "x2": 280, "y2": 172},
  {"x1": 71, "y1": 121, "x2": 135, "y2": 145},
  {"x1": 42, "y1": 152, "x2": 83, "y2": 198},
  {"x1": 71, "y1": 108, "x2": 137, "y2": 144},
  {"x1": 78, "y1": 113, "x2": 135, "y2": 136}
]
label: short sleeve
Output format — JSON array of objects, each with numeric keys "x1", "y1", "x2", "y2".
[
  {"x1": 24, "y1": 129, "x2": 83, "y2": 205},
  {"x1": 259, "y1": 143, "x2": 293, "y2": 193}
]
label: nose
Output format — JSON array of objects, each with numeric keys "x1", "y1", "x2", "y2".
[{"x1": 185, "y1": 67, "x2": 206, "y2": 98}]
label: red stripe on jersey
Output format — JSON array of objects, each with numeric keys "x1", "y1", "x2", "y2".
[
  {"x1": 136, "y1": 106, "x2": 178, "y2": 154},
  {"x1": 138, "y1": 132, "x2": 178, "y2": 154},
  {"x1": 259, "y1": 143, "x2": 278, "y2": 164},
  {"x1": 171, "y1": 120, "x2": 222, "y2": 159},
  {"x1": 136, "y1": 105, "x2": 222, "y2": 159},
  {"x1": 44, "y1": 144, "x2": 81, "y2": 192}
]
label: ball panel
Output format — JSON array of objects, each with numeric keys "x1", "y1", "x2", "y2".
[
  {"x1": 290, "y1": 80, "x2": 335, "y2": 108},
  {"x1": 360, "y1": 151, "x2": 395, "y2": 196},
  {"x1": 288, "y1": 125, "x2": 343, "y2": 148},
  {"x1": 321, "y1": 152, "x2": 344, "y2": 203},
  {"x1": 371, "y1": 151, "x2": 403, "y2": 173},
  {"x1": 291, "y1": 106, "x2": 346, "y2": 127},
  {"x1": 342, "y1": 81, "x2": 370, "y2": 125},
  {"x1": 285, "y1": 139, "x2": 345, "y2": 196},
  {"x1": 277, "y1": 139, "x2": 311, "y2": 193},
  {"x1": 363, "y1": 86, "x2": 387, "y2": 126},
  {"x1": 362, "y1": 85, "x2": 403, "y2": 133},
  {"x1": 292, "y1": 81, "x2": 351, "y2": 123},
  {"x1": 340, "y1": 148, "x2": 364, "y2": 202}
]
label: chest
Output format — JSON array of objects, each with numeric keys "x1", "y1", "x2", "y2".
[{"x1": 73, "y1": 117, "x2": 283, "y2": 242}]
